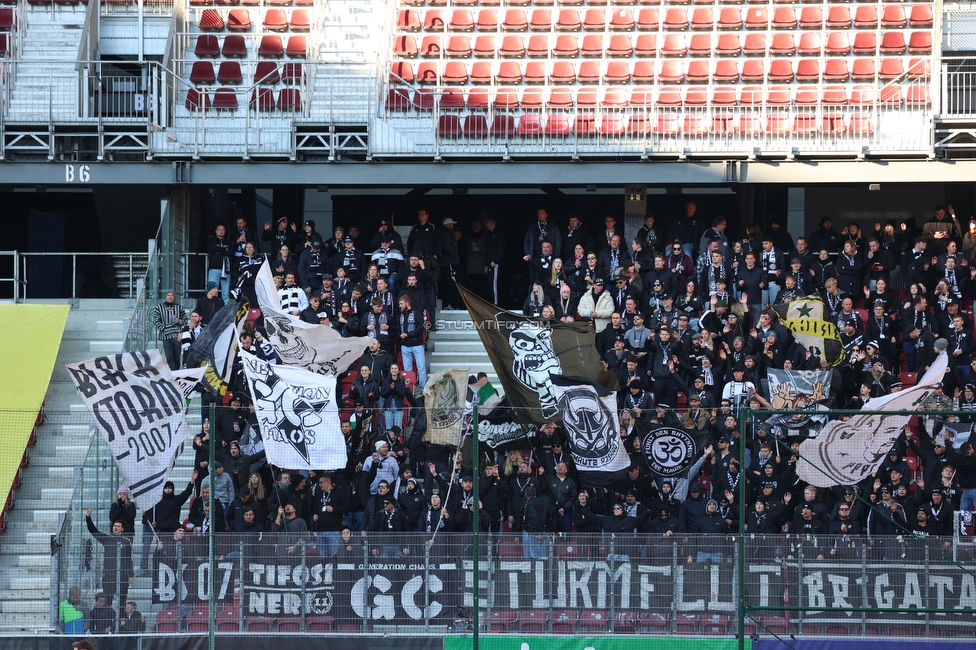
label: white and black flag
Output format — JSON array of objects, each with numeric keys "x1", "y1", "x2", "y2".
[
  {"x1": 66, "y1": 350, "x2": 204, "y2": 512},
  {"x1": 641, "y1": 426, "x2": 705, "y2": 478},
  {"x1": 239, "y1": 350, "x2": 345, "y2": 471},
  {"x1": 550, "y1": 376, "x2": 629, "y2": 476}
]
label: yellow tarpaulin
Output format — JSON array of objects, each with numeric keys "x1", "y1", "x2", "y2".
[{"x1": 0, "y1": 304, "x2": 70, "y2": 509}]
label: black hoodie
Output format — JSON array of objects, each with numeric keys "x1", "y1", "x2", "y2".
[{"x1": 141, "y1": 480, "x2": 194, "y2": 533}]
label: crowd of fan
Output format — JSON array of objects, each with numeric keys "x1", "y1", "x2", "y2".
[{"x1": 118, "y1": 204, "x2": 976, "y2": 585}]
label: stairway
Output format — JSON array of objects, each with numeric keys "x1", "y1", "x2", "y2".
[
  {"x1": 7, "y1": 3, "x2": 88, "y2": 122},
  {"x1": 0, "y1": 299, "x2": 130, "y2": 631},
  {"x1": 427, "y1": 308, "x2": 503, "y2": 394}
]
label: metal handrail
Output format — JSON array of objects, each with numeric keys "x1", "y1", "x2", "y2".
[{"x1": 0, "y1": 250, "x2": 151, "y2": 303}]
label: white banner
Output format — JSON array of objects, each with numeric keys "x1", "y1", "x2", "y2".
[
  {"x1": 255, "y1": 258, "x2": 281, "y2": 311},
  {"x1": 240, "y1": 350, "x2": 345, "y2": 471},
  {"x1": 551, "y1": 378, "x2": 629, "y2": 473},
  {"x1": 259, "y1": 299, "x2": 371, "y2": 376},
  {"x1": 66, "y1": 350, "x2": 204, "y2": 511},
  {"x1": 796, "y1": 352, "x2": 949, "y2": 487},
  {"x1": 423, "y1": 368, "x2": 469, "y2": 446}
]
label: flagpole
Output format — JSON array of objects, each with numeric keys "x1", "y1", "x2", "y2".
[
  {"x1": 471, "y1": 394, "x2": 480, "y2": 650},
  {"x1": 208, "y1": 402, "x2": 216, "y2": 650}
]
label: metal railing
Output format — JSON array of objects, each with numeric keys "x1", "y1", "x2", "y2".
[
  {"x1": 0, "y1": 251, "x2": 151, "y2": 302},
  {"x1": 48, "y1": 529, "x2": 976, "y2": 637}
]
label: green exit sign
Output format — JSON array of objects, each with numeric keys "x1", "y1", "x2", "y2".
[{"x1": 628, "y1": 193, "x2": 643, "y2": 201}]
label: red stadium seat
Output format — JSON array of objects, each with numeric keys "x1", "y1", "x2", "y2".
[
  {"x1": 795, "y1": 86, "x2": 818, "y2": 106},
  {"x1": 852, "y1": 58, "x2": 876, "y2": 81},
  {"x1": 826, "y1": 6, "x2": 850, "y2": 29},
  {"x1": 258, "y1": 35, "x2": 284, "y2": 57},
  {"x1": 632, "y1": 60, "x2": 655, "y2": 83},
  {"x1": 450, "y1": 9, "x2": 474, "y2": 31},
  {"x1": 881, "y1": 5, "x2": 907, "y2": 29},
  {"x1": 769, "y1": 33, "x2": 795, "y2": 55},
  {"x1": 416, "y1": 62, "x2": 438, "y2": 84},
  {"x1": 281, "y1": 63, "x2": 303, "y2": 83},
  {"x1": 556, "y1": 9, "x2": 581, "y2": 31},
  {"x1": 186, "y1": 607, "x2": 209, "y2": 632},
  {"x1": 421, "y1": 35, "x2": 442, "y2": 56},
  {"x1": 610, "y1": 9, "x2": 634, "y2": 30},
  {"x1": 741, "y1": 59, "x2": 764, "y2": 82},
  {"x1": 551, "y1": 609, "x2": 579, "y2": 634},
  {"x1": 663, "y1": 8, "x2": 688, "y2": 30},
  {"x1": 794, "y1": 114, "x2": 818, "y2": 136},
  {"x1": 264, "y1": 8, "x2": 287, "y2": 30},
  {"x1": 288, "y1": 9, "x2": 312, "y2": 32},
  {"x1": 245, "y1": 84, "x2": 280, "y2": 111},
  {"x1": 190, "y1": 61, "x2": 216, "y2": 84},
  {"x1": 713, "y1": 60, "x2": 739, "y2": 83},
  {"x1": 767, "y1": 87, "x2": 791, "y2": 106},
  {"x1": 155, "y1": 609, "x2": 179, "y2": 632},
  {"x1": 771, "y1": 7, "x2": 795, "y2": 29},
  {"x1": 879, "y1": 58, "x2": 904, "y2": 80},
  {"x1": 518, "y1": 610, "x2": 547, "y2": 633},
  {"x1": 385, "y1": 89, "x2": 410, "y2": 110},
  {"x1": 767, "y1": 113, "x2": 790, "y2": 136},
  {"x1": 605, "y1": 61, "x2": 631, "y2": 83},
  {"x1": 199, "y1": 8, "x2": 224, "y2": 30},
  {"x1": 496, "y1": 61, "x2": 522, "y2": 84},
  {"x1": 503, "y1": 8, "x2": 528, "y2": 31},
  {"x1": 880, "y1": 32, "x2": 906, "y2": 54},
  {"x1": 908, "y1": 58, "x2": 931, "y2": 79},
  {"x1": 488, "y1": 611, "x2": 518, "y2": 633},
  {"x1": 424, "y1": 9, "x2": 446, "y2": 31},
  {"x1": 461, "y1": 115, "x2": 488, "y2": 138},
  {"x1": 854, "y1": 5, "x2": 878, "y2": 29},
  {"x1": 256, "y1": 61, "x2": 281, "y2": 84},
  {"x1": 394, "y1": 36, "x2": 418, "y2": 57},
  {"x1": 412, "y1": 88, "x2": 436, "y2": 110},
  {"x1": 908, "y1": 32, "x2": 932, "y2": 54},
  {"x1": 217, "y1": 61, "x2": 243, "y2": 84},
  {"x1": 473, "y1": 35, "x2": 495, "y2": 57},
  {"x1": 635, "y1": 33, "x2": 657, "y2": 56},
  {"x1": 476, "y1": 9, "x2": 497, "y2": 31},
  {"x1": 627, "y1": 114, "x2": 651, "y2": 135},
  {"x1": 578, "y1": 60, "x2": 600, "y2": 83},
  {"x1": 194, "y1": 35, "x2": 220, "y2": 57},
  {"x1": 687, "y1": 60, "x2": 709, "y2": 83},
  {"x1": 286, "y1": 35, "x2": 307, "y2": 57},
  {"x1": 825, "y1": 32, "x2": 851, "y2": 55},
  {"x1": 584, "y1": 8, "x2": 606, "y2": 30},
  {"x1": 798, "y1": 6, "x2": 822, "y2": 29},
  {"x1": 691, "y1": 7, "x2": 713, "y2": 30},
  {"x1": 703, "y1": 614, "x2": 730, "y2": 635},
  {"x1": 608, "y1": 34, "x2": 633, "y2": 57},
  {"x1": 582, "y1": 34, "x2": 604, "y2": 56},
  {"x1": 906, "y1": 86, "x2": 931, "y2": 106},
  {"x1": 443, "y1": 61, "x2": 468, "y2": 84},
  {"x1": 739, "y1": 113, "x2": 762, "y2": 135},
  {"x1": 246, "y1": 617, "x2": 273, "y2": 632},
  {"x1": 185, "y1": 89, "x2": 211, "y2": 110},
  {"x1": 211, "y1": 89, "x2": 238, "y2": 110},
  {"x1": 716, "y1": 33, "x2": 740, "y2": 56},
  {"x1": 499, "y1": 35, "x2": 524, "y2": 57},
  {"x1": 674, "y1": 614, "x2": 700, "y2": 634},
  {"x1": 743, "y1": 33, "x2": 765, "y2": 56},
  {"x1": 227, "y1": 9, "x2": 251, "y2": 30},
  {"x1": 437, "y1": 115, "x2": 463, "y2": 137},
  {"x1": 661, "y1": 34, "x2": 687, "y2": 57},
  {"x1": 222, "y1": 34, "x2": 247, "y2": 57},
  {"x1": 909, "y1": 5, "x2": 933, "y2": 28},
  {"x1": 547, "y1": 89, "x2": 574, "y2": 107},
  {"x1": 545, "y1": 113, "x2": 572, "y2": 136},
  {"x1": 823, "y1": 59, "x2": 849, "y2": 82},
  {"x1": 717, "y1": 7, "x2": 741, "y2": 30},
  {"x1": 398, "y1": 8, "x2": 420, "y2": 30},
  {"x1": 797, "y1": 32, "x2": 821, "y2": 55},
  {"x1": 689, "y1": 33, "x2": 711, "y2": 56},
  {"x1": 529, "y1": 9, "x2": 551, "y2": 31},
  {"x1": 712, "y1": 88, "x2": 737, "y2": 106},
  {"x1": 796, "y1": 59, "x2": 819, "y2": 82},
  {"x1": 684, "y1": 114, "x2": 708, "y2": 135},
  {"x1": 659, "y1": 60, "x2": 684, "y2": 83},
  {"x1": 655, "y1": 114, "x2": 679, "y2": 135},
  {"x1": 768, "y1": 59, "x2": 794, "y2": 82},
  {"x1": 639, "y1": 612, "x2": 669, "y2": 633},
  {"x1": 278, "y1": 88, "x2": 301, "y2": 111},
  {"x1": 744, "y1": 7, "x2": 767, "y2": 30},
  {"x1": 636, "y1": 8, "x2": 659, "y2": 30},
  {"x1": 215, "y1": 608, "x2": 239, "y2": 632}
]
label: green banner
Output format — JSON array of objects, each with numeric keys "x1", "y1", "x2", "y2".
[{"x1": 446, "y1": 637, "x2": 747, "y2": 650}]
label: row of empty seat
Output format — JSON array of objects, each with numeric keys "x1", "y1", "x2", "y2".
[
  {"x1": 197, "y1": 7, "x2": 314, "y2": 31},
  {"x1": 185, "y1": 86, "x2": 303, "y2": 109},
  {"x1": 396, "y1": 5, "x2": 933, "y2": 32},
  {"x1": 391, "y1": 30, "x2": 931, "y2": 57},
  {"x1": 190, "y1": 0, "x2": 313, "y2": 5},
  {"x1": 394, "y1": 0, "x2": 933, "y2": 6},
  {"x1": 387, "y1": 83, "x2": 929, "y2": 108},
  {"x1": 190, "y1": 58, "x2": 306, "y2": 83},
  {"x1": 392, "y1": 56, "x2": 930, "y2": 84},
  {"x1": 192, "y1": 33, "x2": 307, "y2": 60},
  {"x1": 193, "y1": 32, "x2": 309, "y2": 58},
  {"x1": 430, "y1": 109, "x2": 878, "y2": 136}
]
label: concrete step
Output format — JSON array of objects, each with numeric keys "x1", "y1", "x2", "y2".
[{"x1": 0, "y1": 612, "x2": 50, "y2": 629}]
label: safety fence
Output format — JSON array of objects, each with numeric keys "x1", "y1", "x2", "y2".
[{"x1": 51, "y1": 529, "x2": 976, "y2": 639}]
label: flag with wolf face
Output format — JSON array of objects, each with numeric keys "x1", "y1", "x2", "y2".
[{"x1": 550, "y1": 375, "x2": 629, "y2": 476}]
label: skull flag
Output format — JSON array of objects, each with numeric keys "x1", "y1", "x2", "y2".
[
  {"x1": 550, "y1": 376, "x2": 629, "y2": 475},
  {"x1": 259, "y1": 301, "x2": 372, "y2": 377},
  {"x1": 458, "y1": 284, "x2": 616, "y2": 424},
  {"x1": 239, "y1": 350, "x2": 345, "y2": 471}
]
